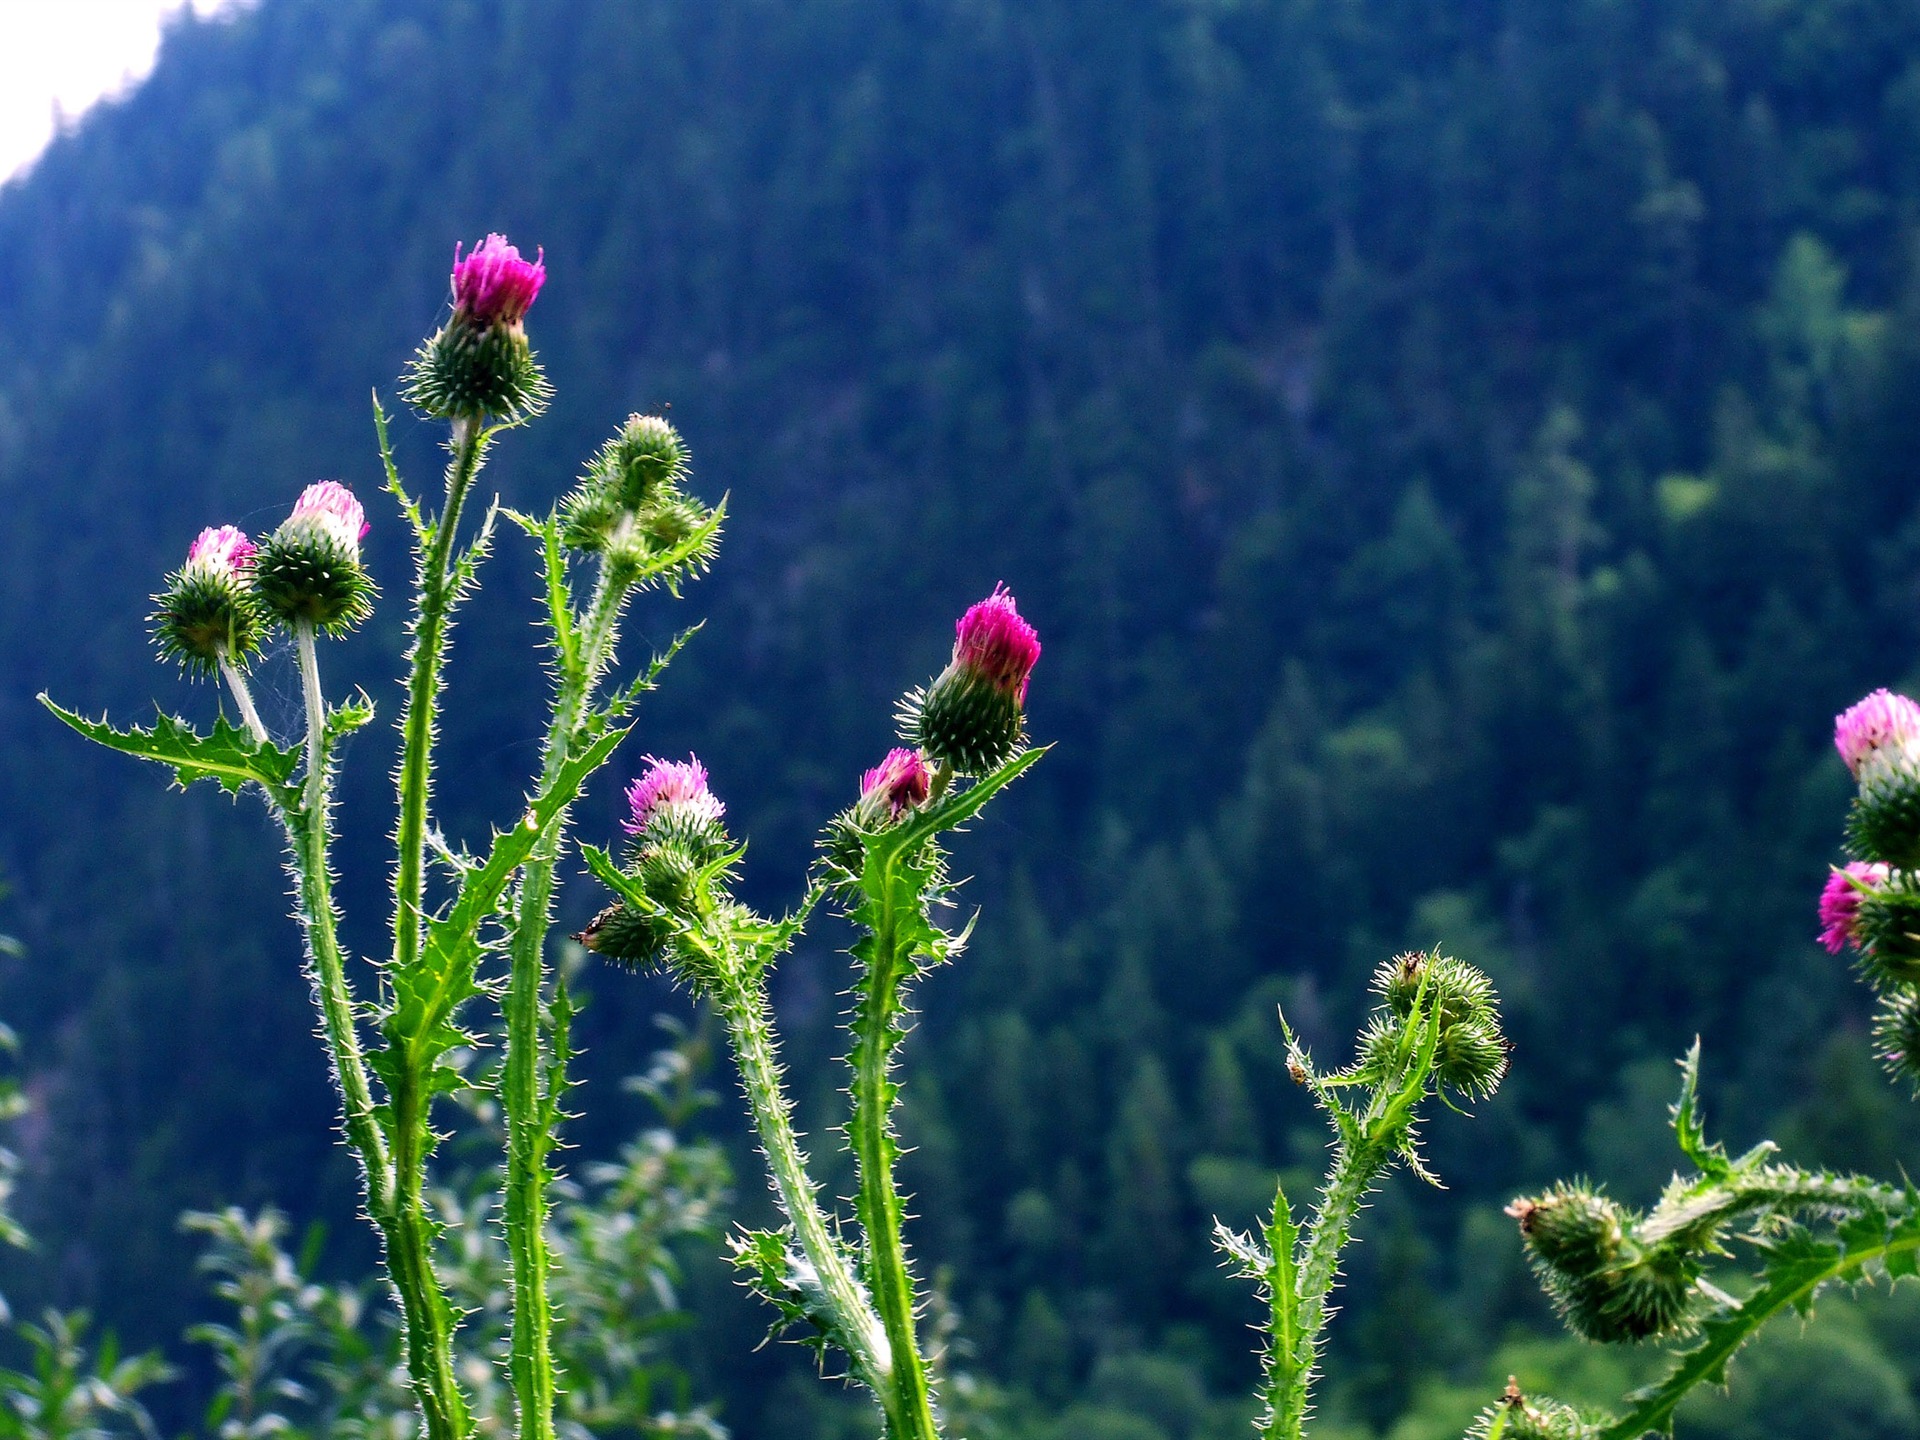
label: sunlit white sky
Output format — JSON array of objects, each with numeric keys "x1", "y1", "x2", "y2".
[{"x1": 0, "y1": 0, "x2": 238, "y2": 182}]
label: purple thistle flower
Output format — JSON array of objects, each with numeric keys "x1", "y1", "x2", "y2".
[
  {"x1": 1820, "y1": 861, "x2": 1889, "y2": 954},
  {"x1": 1835, "y1": 689, "x2": 1920, "y2": 779},
  {"x1": 860, "y1": 748, "x2": 931, "y2": 823},
  {"x1": 184, "y1": 525, "x2": 256, "y2": 578},
  {"x1": 954, "y1": 584, "x2": 1041, "y2": 704},
  {"x1": 625, "y1": 754, "x2": 725, "y2": 835},
  {"x1": 452, "y1": 233, "x2": 545, "y2": 329},
  {"x1": 287, "y1": 481, "x2": 369, "y2": 558}
]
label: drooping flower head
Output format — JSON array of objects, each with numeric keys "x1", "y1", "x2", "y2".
[
  {"x1": 625, "y1": 754, "x2": 725, "y2": 836},
  {"x1": 451, "y1": 233, "x2": 546, "y2": 329},
  {"x1": 858, "y1": 748, "x2": 931, "y2": 825},
  {"x1": 1820, "y1": 861, "x2": 1889, "y2": 955},
  {"x1": 184, "y1": 525, "x2": 258, "y2": 579},
  {"x1": 1835, "y1": 689, "x2": 1920, "y2": 780},
  {"x1": 252, "y1": 480, "x2": 377, "y2": 634},
  {"x1": 152, "y1": 524, "x2": 265, "y2": 673},
  {"x1": 402, "y1": 232, "x2": 552, "y2": 420},
  {"x1": 954, "y1": 584, "x2": 1041, "y2": 702},
  {"x1": 901, "y1": 585, "x2": 1042, "y2": 775}
]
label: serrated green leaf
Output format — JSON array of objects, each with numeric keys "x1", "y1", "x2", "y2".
[
  {"x1": 42, "y1": 696, "x2": 300, "y2": 804},
  {"x1": 1670, "y1": 1040, "x2": 1732, "y2": 1181}
]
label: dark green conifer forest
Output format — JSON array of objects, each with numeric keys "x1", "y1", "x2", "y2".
[{"x1": 5, "y1": 0, "x2": 1920, "y2": 1435}]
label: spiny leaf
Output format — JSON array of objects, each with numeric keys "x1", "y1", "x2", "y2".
[
  {"x1": 1670, "y1": 1040, "x2": 1731, "y2": 1182},
  {"x1": 42, "y1": 696, "x2": 300, "y2": 804}
]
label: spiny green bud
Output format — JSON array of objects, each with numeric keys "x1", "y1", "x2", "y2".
[
  {"x1": 574, "y1": 897, "x2": 673, "y2": 970},
  {"x1": 1507, "y1": 1185, "x2": 1624, "y2": 1277},
  {"x1": 1874, "y1": 989, "x2": 1920, "y2": 1089},
  {"x1": 151, "y1": 526, "x2": 265, "y2": 675},
  {"x1": 605, "y1": 413, "x2": 688, "y2": 509},
  {"x1": 1847, "y1": 778, "x2": 1920, "y2": 873},
  {"x1": 1374, "y1": 949, "x2": 1497, "y2": 1030},
  {"x1": 1855, "y1": 885, "x2": 1920, "y2": 989},
  {"x1": 1436, "y1": 1016, "x2": 1512, "y2": 1097},
  {"x1": 1539, "y1": 1246, "x2": 1695, "y2": 1344},
  {"x1": 251, "y1": 482, "x2": 377, "y2": 634}
]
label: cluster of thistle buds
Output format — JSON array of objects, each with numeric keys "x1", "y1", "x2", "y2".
[
  {"x1": 1504, "y1": 1179, "x2": 1696, "y2": 1346},
  {"x1": 1820, "y1": 688, "x2": 1920, "y2": 1086},
  {"x1": 1361, "y1": 948, "x2": 1511, "y2": 1098},
  {"x1": 150, "y1": 482, "x2": 375, "y2": 729},
  {"x1": 579, "y1": 585, "x2": 1041, "y2": 974}
]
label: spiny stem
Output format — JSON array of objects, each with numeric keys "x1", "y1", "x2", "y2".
[
  {"x1": 503, "y1": 562, "x2": 625, "y2": 1440},
  {"x1": 290, "y1": 619, "x2": 466, "y2": 1440},
  {"x1": 849, "y1": 857, "x2": 940, "y2": 1440},
  {"x1": 392, "y1": 414, "x2": 483, "y2": 974},
  {"x1": 217, "y1": 651, "x2": 268, "y2": 746},
  {"x1": 715, "y1": 953, "x2": 891, "y2": 1397}
]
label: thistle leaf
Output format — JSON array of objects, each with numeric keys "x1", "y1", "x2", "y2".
[{"x1": 41, "y1": 696, "x2": 300, "y2": 805}]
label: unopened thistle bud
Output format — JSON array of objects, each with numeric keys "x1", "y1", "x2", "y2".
[
  {"x1": 1874, "y1": 989, "x2": 1920, "y2": 1089},
  {"x1": 578, "y1": 756, "x2": 729, "y2": 972},
  {"x1": 252, "y1": 481, "x2": 377, "y2": 634},
  {"x1": 1469, "y1": 1381, "x2": 1599, "y2": 1440},
  {"x1": 901, "y1": 585, "x2": 1041, "y2": 774},
  {"x1": 1507, "y1": 1185, "x2": 1625, "y2": 1278},
  {"x1": 401, "y1": 233, "x2": 551, "y2": 420},
  {"x1": 152, "y1": 525, "x2": 264, "y2": 674}
]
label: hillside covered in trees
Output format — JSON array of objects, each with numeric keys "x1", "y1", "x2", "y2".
[{"x1": 4, "y1": 0, "x2": 1920, "y2": 1435}]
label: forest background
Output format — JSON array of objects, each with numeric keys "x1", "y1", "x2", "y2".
[{"x1": 4, "y1": 1, "x2": 1920, "y2": 1436}]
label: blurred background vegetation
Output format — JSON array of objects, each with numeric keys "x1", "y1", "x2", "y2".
[{"x1": 4, "y1": 0, "x2": 1920, "y2": 1434}]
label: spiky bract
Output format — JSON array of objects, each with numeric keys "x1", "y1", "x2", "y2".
[
  {"x1": 1509, "y1": 1185, "x2": 1625, "y2": 1278},
  {"x1": 900, "y1": 668, "x2": 1023, "y2": 775},
  {"x1": 1368, "y1": 949, "x2": 1509, "y2": 1097},
  {"x1": 1847, "y1": 769, "x2": 1920, "y2": 872},
  {"x1": 152, "y1": 549, "x2": 265, "y2": 677},
  {"x1": 402, "y1": 318, "x2": 551, "y2": 422},
  {"x1": 252, "y1": 528, "x2": 376, "y2": 634},
  {"x1": 1467, "y1": 1383, "x2": 1604, "y2": 1440}
]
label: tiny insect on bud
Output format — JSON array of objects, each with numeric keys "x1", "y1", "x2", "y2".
[
  {"x1": 252, "y1": 481, "x2": 377, "y2": 634},
  {"x1": 901, "y1": 585, "x2": 1041, "y2": 774}
]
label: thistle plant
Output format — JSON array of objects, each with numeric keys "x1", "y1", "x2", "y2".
[
  {"x1": 576, "y1": 588, "x2": 1045, "y2": 1440},
  {"x1": 42, "y1": 234, "x2": 722, "y2": 1440}
]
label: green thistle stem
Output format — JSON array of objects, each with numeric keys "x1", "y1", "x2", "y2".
[
  {"x1": 713, "y1": 953, "x2": 891, "y2": 1398},
  {"x1": 502, "y1": 563, "x2": 626, "y2": 1440},
  {"x1": 849, "y1": 861, "x2": 940, "y2": 1440},
  {"x1": 287, "y1": 629, "x2": 464, "y2": 1439},
  {"x1": 218, "y1": 650, "x2": 268, "y2": 746},
  {"x1": 392, "y1": 414, "x2": 484, "y2": 974}
]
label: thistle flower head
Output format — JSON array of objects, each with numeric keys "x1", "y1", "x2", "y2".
[
  {"x1": 184, "y1": 525, "x2": 257, "y2": 579},
  {"x1": 1835, "y1": 689, "x2": 1920, "y2": 779},
  {"x1": 1820, "y1": 861, "x2": 1888, "y2": 955},
  {"x1": 858, "y1": 748, "x2": 931, "y2": 825},
  {"x1": 451, "y1": 233, "x2": 545, "y2": 328},
  {"x1": 252, "y1": 481, "x2": 377, "y2": 634},
  {"x1": 902, "y1": 585, "x2": 1042, "y2": 774},
  {"x1": 286, "y1": 481, "x2": 369, "y2": 558},
  {"x1": 954, "y1": 584, "x2": 1041, "y2": 702},
  {"x1": 625, "y1": 755, "x2": 725, "y2": 836},
  {"x1": 152, "y1": 524, "x2": 265, "y2": 673}
]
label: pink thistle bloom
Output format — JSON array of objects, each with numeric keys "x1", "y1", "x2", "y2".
[
  {"x1": 954, "y1": 584, "x2": 1041, "y2": 703},
  {"x1": 1820, "y1": 861, "x2": 1889, "y2": 954},
  {"x1": 625, "y1": 754, "x2": 725, "y2": 834},
  {"x1": 287, "y1": 480, "x2": 369, "y2": 558},
  {"x1": 1835, "y1": 689, "x2": 1920, "y2": 779},
  {"x1": 860, "y1": 748, "x2": 931, "y2": 822},
  {"x1": 184, "y1": 524, "x2": 256, "y2": 578},
  {"x1": 452, "y1": 233, "x2": 545, "y2": 328}
]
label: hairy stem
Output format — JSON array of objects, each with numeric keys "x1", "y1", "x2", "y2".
[
  {"x1": 502, "y1": 563, "x2": 625, "y2": 1440},
  {"x1": 849, "y1": 863, "x2": 940, "y2": 1440},
  {"x1": 218, "y1": 651, "x2": 268, "y2": 746},
  {"x1": 287, "y1": 632, "x2": 466, "y2": 1435},
  {"x1": 716, "y1": 959, "x2": 891, "y2": 1400},
  {"x1": 392, "y1": 415, "x2": 484, "y2": 973}
]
